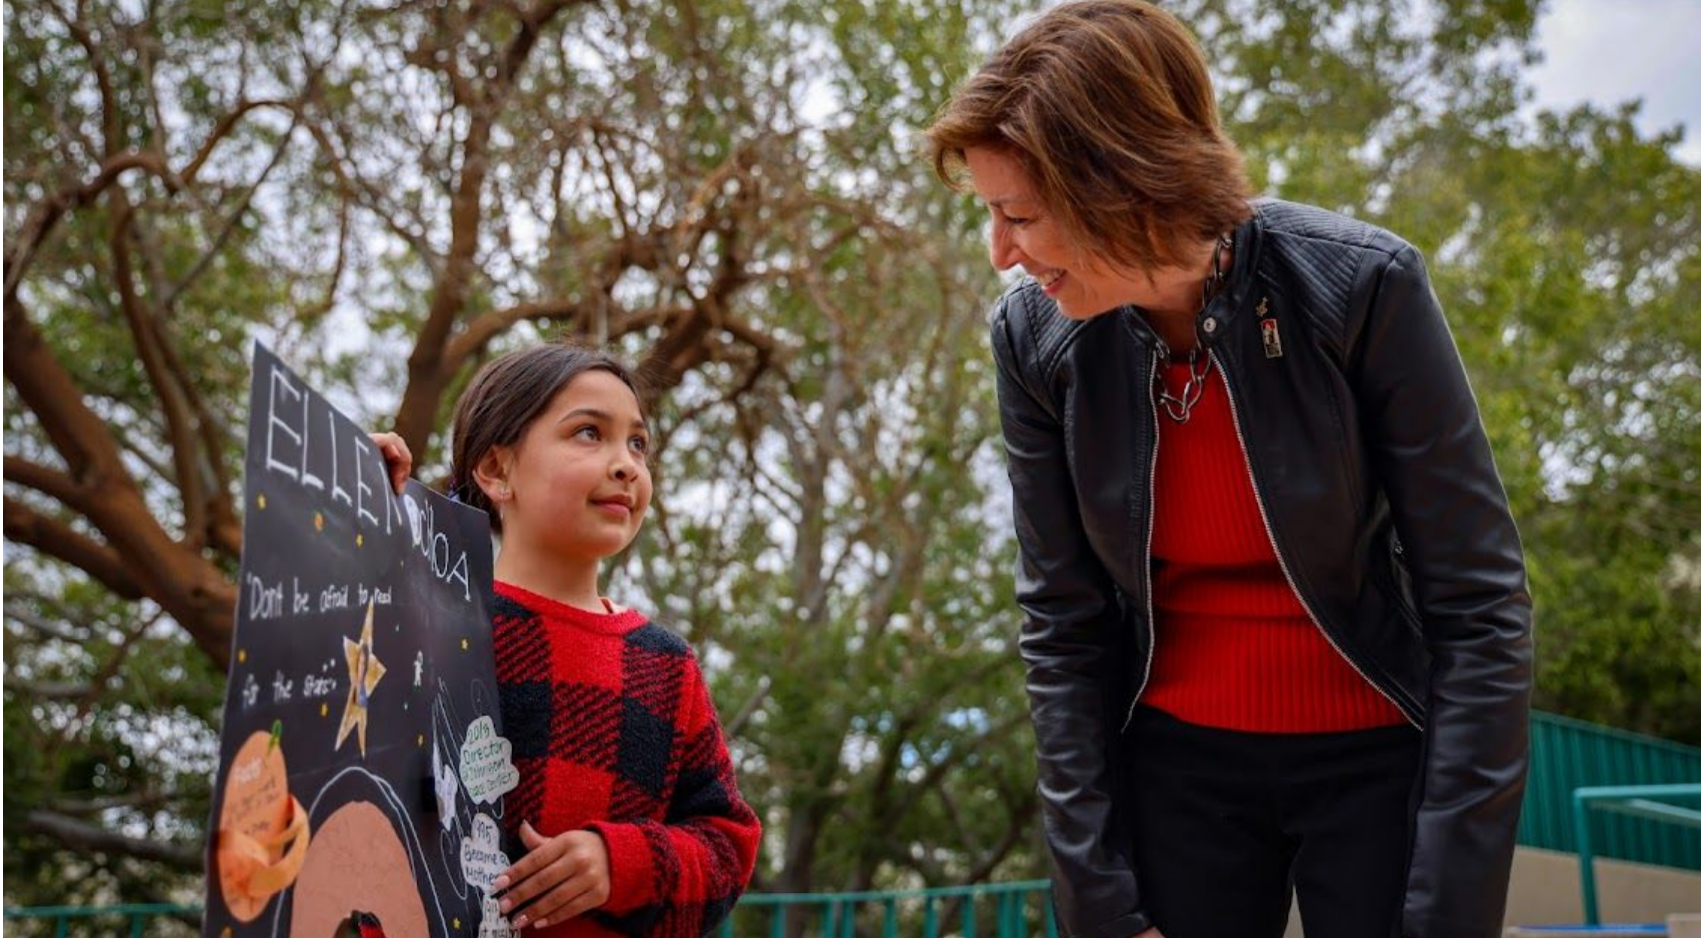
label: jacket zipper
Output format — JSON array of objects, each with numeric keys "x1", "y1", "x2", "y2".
[
  {"x1": 1211, "y1": 351, "x2": 1420, "y2": 729},
  {"x1": 1122, "y1": 343, "x2": 1165, "y2": 733}
]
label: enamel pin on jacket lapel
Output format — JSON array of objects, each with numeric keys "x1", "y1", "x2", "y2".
[{"x1": 1257, "y1": 297, "x2": 1283, "y2": 359}]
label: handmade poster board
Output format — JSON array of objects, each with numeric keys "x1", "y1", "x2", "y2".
[{"x1": 204, "y1": 344, "x2": 518, "y2": 938}]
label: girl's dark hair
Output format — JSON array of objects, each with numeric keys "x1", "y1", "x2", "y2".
[{"x1": 449, "y1": 343, "x2": 642, "y2": 534}]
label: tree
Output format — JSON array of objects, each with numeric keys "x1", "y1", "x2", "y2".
[
  {"x1": 6, "y1": 0, "x2": 1697, "y2": 910},
  {"x1": 3, "y1": 0, "x2": 1035, "y2": 904}
]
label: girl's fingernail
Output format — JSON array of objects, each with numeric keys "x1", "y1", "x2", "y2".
[
  {"x1": 499, "y1": 900, "x2": 512, "y2": 914},
  {"x1": 492, "y1": 876, "x2": 509, "y2": 891},
  {"x1": 532, "y1": 919, "x2": 547, "y2": 930},
  {"x1": 511, "y1": 915, "x2": 527, "y2": 928}
]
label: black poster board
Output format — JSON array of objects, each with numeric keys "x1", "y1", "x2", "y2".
[{"x1": 204, "y1": 344, "x2": 518, "y2": 938}]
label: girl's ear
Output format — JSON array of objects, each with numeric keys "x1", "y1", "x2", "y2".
[{"x1": 471, "y1": 446, "x2": 513, "y2": 503}]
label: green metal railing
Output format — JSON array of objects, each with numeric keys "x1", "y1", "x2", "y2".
[
  {"x1": 1571, "y1": 784, "x2": 1701, "y2": 925},
  {"x1": 713, "y1": 881, "x2": 1055, "y2": 938},
  {"x1": 1521, "y1": 711, "x2": 1701, "y2": 870},
  {"x1": 1, "y1": 903, "x2": 198, "y2": 938},
  {"x1": 2, "y1": 883, "x2": 1056, "y2": 938}
]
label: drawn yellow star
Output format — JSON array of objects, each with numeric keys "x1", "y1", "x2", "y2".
[
  {"x1": 452, "y1": 919, "x2": 461, "y2": 930},
  {"x1": 237, "y1": 649, "x2": 247, "y2": 664},
  {"x1": 335, "y1": 600, "x2": 387, "y2": 757},
  {"x1": 461, "y1": 638, "x2": 469, "y2": 652},
  {"x1": 256, "y1": 495, "x2": 267, "y2": 510},
  {"x1": 314, "y1": 511, "x2": 325, "y2": 532},
  {"x1": 355, "y1": 533, "x2": 364, "y2": 547},
  {"x1": 320, "y1": 702, "x2": 329, "y2": 717},
  {"x1": 417, "y1": 733, "x2": 425, "y2": 747}
]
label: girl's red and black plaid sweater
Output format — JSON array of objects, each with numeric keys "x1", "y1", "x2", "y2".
[{"x1": 492, "y1": 581, "x2": 760, "y2": 938}]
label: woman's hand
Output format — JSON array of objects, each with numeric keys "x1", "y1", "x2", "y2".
[
  {"x1": 367, "y1": 432, "x2": 411, "y2": 496},
  {"x1": 491, "y1": 820, "x2": 611, "y2": 930},
  {"x1": 1132, "y1": 929, "x2": 1167, "y2": 938}
]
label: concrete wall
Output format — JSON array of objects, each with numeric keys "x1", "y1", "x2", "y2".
[
  {"x1": 1504, "y1": 846, "x2": 1699, "y2": 927},
  {"x1": 1276, "y1": 846, "x2": 1699, "y2": 937}
]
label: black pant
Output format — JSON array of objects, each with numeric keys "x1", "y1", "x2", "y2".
[{"x1": 1120, "y1": 706, "x2": 1423, "y2": 938}]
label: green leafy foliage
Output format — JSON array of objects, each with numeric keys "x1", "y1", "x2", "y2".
[{"x1": 4, "y1": 0, "x2": 1695, "y2": 909}]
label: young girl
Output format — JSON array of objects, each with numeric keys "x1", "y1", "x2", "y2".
[{"x1": 373, "y1": 344, "x2": 760, "y2": 936}]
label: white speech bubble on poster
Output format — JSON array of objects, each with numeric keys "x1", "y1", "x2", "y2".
[
  {"x1": 459, "y1": 715, "x2": 518, "y2": 805},
  {"x1": 478, "y1": 895, "x2": 517, "y2": 938},
  {"x1": 460, "y1": 813, "x2": 510, "y2": 894}
]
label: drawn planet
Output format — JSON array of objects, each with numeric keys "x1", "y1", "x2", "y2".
[
  {"x1": 287, "y1": 800, "x2": 430, "y2": 938},
  {"x1": 216, "y1": 731, "x2": 311, "y2": 922}
]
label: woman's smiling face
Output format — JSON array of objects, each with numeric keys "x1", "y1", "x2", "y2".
[{"x1": 965, "y1": 145, "x2": 1163, "y2": 321}]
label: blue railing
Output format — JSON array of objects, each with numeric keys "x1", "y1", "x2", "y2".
[{"x1": 1571, "y1": 784, "x2": 1701, "y2": 925}]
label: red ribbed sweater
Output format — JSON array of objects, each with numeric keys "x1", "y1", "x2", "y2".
[{"x1": 1140, "y1": 363, "x2": 1407, "y2": 733}]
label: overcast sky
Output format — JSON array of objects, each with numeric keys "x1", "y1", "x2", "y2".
[{"x1": 1526, "y1": 0, "x2": 1700, "y2": 164}]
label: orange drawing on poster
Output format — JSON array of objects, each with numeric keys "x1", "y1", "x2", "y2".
[{"x1": 215, "y1": 730, "x2": 312, "y2": 922}]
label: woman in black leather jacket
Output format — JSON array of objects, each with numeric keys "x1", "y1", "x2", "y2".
[{"x1": 925, "y1": 3, "x2": 1532, "y2": 938}]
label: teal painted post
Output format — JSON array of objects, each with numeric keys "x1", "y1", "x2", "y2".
[
  {"x1": 823, "y1": 901, "x2": 835, "y2": 938},
  {"x1": 53, "y1": 914, "x2": 69, "y2": 938},
  {"x1": 842, "y1": 899, "x2": 857, "y2": 938},
  {"x1": 997, "y1": 892, "x2": 1015, "y2": 938},
  {"x1": 771, "y1": 905, "x2": 787, "y2": 938},
  {"x1": 882, "y1": 898, "x2": 897, "y2": 938},
  {"x1": 1574, "y1": 790, "x2": 1600, "y2": 925},
  {"x1": 131, "y1": 912, "x2": 147, "y2": 938},
  {"x1": 923, "y1": 897, "x2": 939, "y2": 938},
  {"x1": 962, "y1": 894, "x2": 978, "y2": 938}
]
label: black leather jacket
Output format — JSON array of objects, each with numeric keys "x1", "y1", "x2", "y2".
[{"x1": 990, "y1": 200, "x2": 1533, "y2": 938}]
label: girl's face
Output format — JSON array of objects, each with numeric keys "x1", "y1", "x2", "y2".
[
  {"x1": 483, "y1": 369, "x2": 652, "y2": 565},
  {"x1": 965, "y1": 145, "x2": 1188, "y2": 320}
]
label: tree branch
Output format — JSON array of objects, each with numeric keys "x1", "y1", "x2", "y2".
[
  {"x1": 3, "y1": 498, "x2": 145, "y2": 599},
  {"x1": 24, "y1": 808, "x2": 203, "y2": 871},
  {"x1": 3, "y1": 677, "x2": 92, "y2": 700},
  {"x1": 3, "y1": 456, "x2": 91, "y2": 513},
  {"x1": 443, "y1": 296, "x2": 592, "y2": 369},
  {"x1": 5, "y1": 605, "x2": 91, "y2": 643},
  {"x1": 4, "y1": 150, "x2": 175, "y2": 302},
  {"x1": 108, "y1": 196, "x2": 208, "y2": 540}
]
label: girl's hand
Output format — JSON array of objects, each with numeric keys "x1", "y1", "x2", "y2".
[
  {"x1": 492, "y1": 820, "x2": 611, "y2": 929},
  {"x1": 1132, "y1": 930, "x2": 1167, "y2": 938},
  {"x1": 368, "y1": 432, "x2": 411, "y2": 496}
]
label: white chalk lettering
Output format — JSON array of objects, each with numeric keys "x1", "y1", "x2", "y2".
[
  {"x1": 328, "y1": 409, "x2": 353, "y2": 508},
  {"x1": 265, "y1": 367, "x2": 302, "y2": 481},
  {"x1": 355, "y1": 439, "x2": 378, "y2": 528},
  {"x1": 232, "y1": 755, "x2": 262, "y2": 787},
  {"x1": 299, "y1": 377, "x2": 324, "y2": 492},
  {"x1": 319, "y1": 584, "x2": 350, "y2": 612},
  {"x1": 247, "y1": 573, "x2": 284, "y2": 620}
]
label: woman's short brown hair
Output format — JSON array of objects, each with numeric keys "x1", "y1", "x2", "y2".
[{"x1": 926, "y1": 0, "x2": 1253, "y2": 273}]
